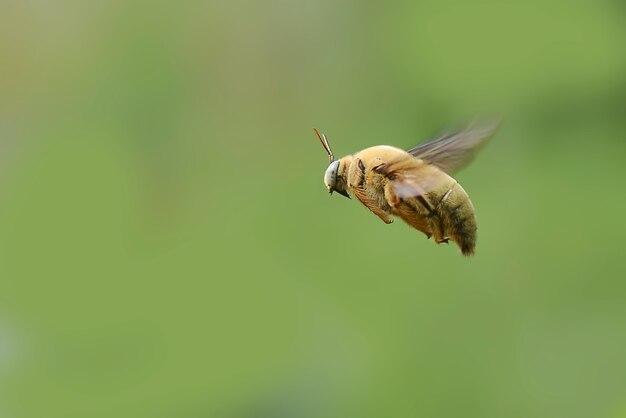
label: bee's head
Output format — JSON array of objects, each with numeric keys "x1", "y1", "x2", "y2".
[
  {"x1": 315, "y1": 128, "x2": 351, "y2": 199},
  {"x1": 323, "y1": 158, "x2": 351, "y2": 198}
]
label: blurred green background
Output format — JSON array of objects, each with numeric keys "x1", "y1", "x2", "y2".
[{"x1": 1, "y1": 0, "x2": 626, "y2": 417}]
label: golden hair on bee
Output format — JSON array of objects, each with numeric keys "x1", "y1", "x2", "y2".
[{"x1": 314, "y1": 118, "x2": 502, "y2": 256}]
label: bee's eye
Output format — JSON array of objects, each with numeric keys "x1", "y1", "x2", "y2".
[{"x1": 324, "y1": 160, "x2": 340, "y2": 188}]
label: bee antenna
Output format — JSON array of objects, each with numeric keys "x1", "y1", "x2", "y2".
[{"x1": 313, "y1": 128, "x2": 334, "y2": 163}]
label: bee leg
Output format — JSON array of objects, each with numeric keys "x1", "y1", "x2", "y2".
[
  {"x1": 385, "y1": 182, "x2": 434, "y2": 238},
  {"x1": 384, "y1": 182, "x2": 401, "y2": 209},
  {"x1": 351, "y1": 186, "x2": 394, "y2": 224},
  {"x1": 361, "y1": 203, "x2": 394, "y2": 224},
  {"x1": 430, "y1": 217, "x2": 449, "y2": 244},
  {"x1": 392, "y1": 205, "x2": 432, "y2": 239},
  {"x1": 373, "y1": 211, "x2": 394, "y2": 224}
]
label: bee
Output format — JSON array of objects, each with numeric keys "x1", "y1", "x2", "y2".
[{"x1": 314, "y1": 119, "x2": 501, "y2": 255}]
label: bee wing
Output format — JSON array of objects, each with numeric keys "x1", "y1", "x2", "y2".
[
  {"x1": 392, "y1": 174, "x2": 441, "y2": 199},
  {"x1": 407, "y1": 117, "x2": 502, "y2": 174}
]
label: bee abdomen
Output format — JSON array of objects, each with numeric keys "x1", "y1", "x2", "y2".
[{"x1": 439, "y1": 184, "x2": 477, "y2": 256}]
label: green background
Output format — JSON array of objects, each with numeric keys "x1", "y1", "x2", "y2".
[{"x1": 1, "y1": 0, "x2": 625, "y2": 417}]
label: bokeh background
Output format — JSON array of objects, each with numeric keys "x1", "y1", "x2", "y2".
[{"x1": 1, "y1": 0, "x2": 626, "y2": 417}]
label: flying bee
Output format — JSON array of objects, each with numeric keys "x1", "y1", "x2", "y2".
[{"x1": 314, "y1": 118, "x2": 501, "y2": 255}]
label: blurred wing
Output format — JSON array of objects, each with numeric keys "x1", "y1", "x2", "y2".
[
  {"x1": 407, "y1": 117, "x2": 502, "y2": 174},
  {"x1": 392, "y1": 175, "x2": 438, "y2": 200}
]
